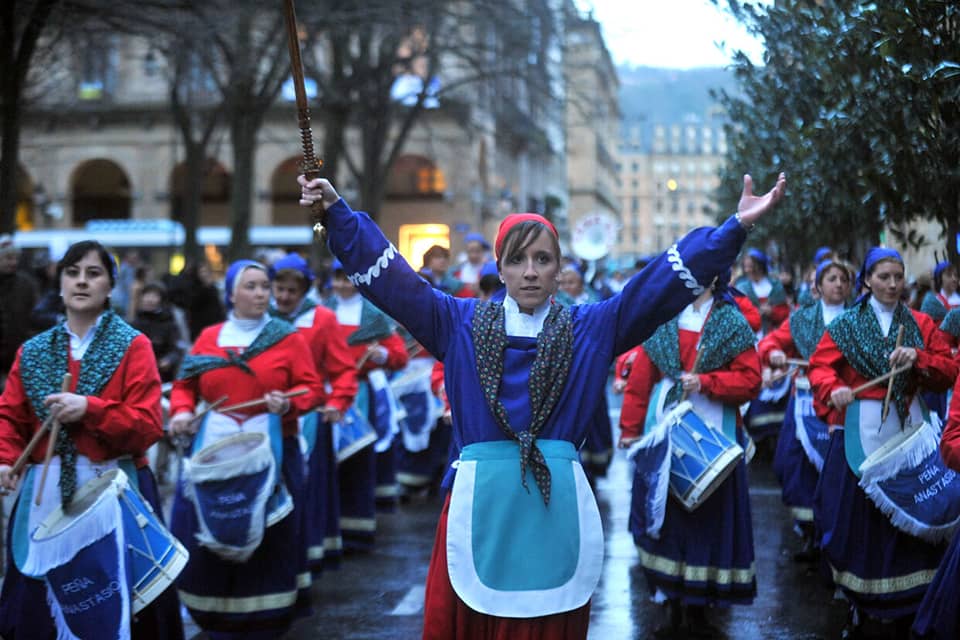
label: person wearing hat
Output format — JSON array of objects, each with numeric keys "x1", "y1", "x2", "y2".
[
  {"x1": 454, "y1": 232, "x2": 494, "y2": 288},
  {"x1": 920, "y1": 260, "x2": 959, "y2": 323},
  {"x1": 0, "y1": 239, "x2": 184, "y2": 639},
  {"x1": 797, "y1": 246, "x2": 835, "y2": 306},
  {"x1": 556, "y1": 263, "x2": 599, "y2": 306},
  {"x1": 270, "y1": 252, "x2": 358, "y2": 572},
  {"x1": 735, "y1": 247, "x2": 791, "y2": 336},
  {"x1": 760, "y1": 258, "x2": 853, "y2": 561},
  {"x1": 299, "y1": 171, "x2": 785, "y2": 638},
  {"x1": 169, "y1": 259, "x2": 321, "y2": 639},
  {"x1": 808, "y1": 247, "x2": 958, "y2": 637},
  {"x1": 619, "y1": 270, "x2": 761, "y2": 637},
  {"x1": 323, "y1": 259, "x2": 409, "y2": 550},
  {"x1": 0, "y1": 235, "x2": 36, "y2": 392}
]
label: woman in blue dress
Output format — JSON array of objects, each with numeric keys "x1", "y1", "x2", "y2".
[{"x1": 298, "y1": 172, "x2": 785, "y2": 639}]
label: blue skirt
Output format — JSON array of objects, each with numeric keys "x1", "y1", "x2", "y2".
[
  {"x1": 772, "y1": 392, "x2": 818, "y2": 524},
  {"x1": 743, "y1": 394, "x2": 788, "y2": 442},
  {"x1": 0, "y1": 466, "x2": 184, "y2": 640},
  {"x1": 630, "y1": 431, "x2": 756, "y2": 607},
  {"x1": 375, "y1": 439, "x2": 399, "y2": 512},
  {"x1": 397, "y1": 418, "x2": 452, "y2": 491},
  {"x1": 339, "y1": 442, "x2": 377, "y2": 551},
  {"x1": 813, "y1": 430, "x2": 946, "y2": 619},
  {"x1": 304, "y1": 417, "x2": 342, "y2": 572},
  {"x1": 913, "y1": 526, "x2": 960, "y2": 639},
  {"x1": 172, "y1": 436, "x2": 309, "y2": 638}
]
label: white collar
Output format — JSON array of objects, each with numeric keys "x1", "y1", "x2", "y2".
[
  {"x1": 677, "y1": 298, "x2": 714, "y2": 333},
  {"x1": 820, "y1": 300, "x2": 846, "y2": 325},
  {"x1": 334, "y1": 293, "x2": 363, "y2": 326},
  {"x1": 868, "y1": 295, "x2": 896, "y2": 337},
  {"x1": 219, "y1": 312, "x2": 269, "y2": 347},
  {"x1": 503, "y1": 294, "x2": 551, "y2": 338},
  {"x1": 66, "y1": 313, "x2": 106, "y2": 360},
  {"x1": 941, "y1": 289, "x2": 960, "y2": 306}
]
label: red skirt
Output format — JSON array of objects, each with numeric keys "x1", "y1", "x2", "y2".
[{"x1": 422, "y1": 494, "x2": 592, "y2": 640}]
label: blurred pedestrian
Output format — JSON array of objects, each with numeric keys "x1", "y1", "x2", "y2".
[{"x1": 0, "y1": 236, "x2": 37, "y2": 390}]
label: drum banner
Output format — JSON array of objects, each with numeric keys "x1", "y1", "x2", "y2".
[
  {"x1": 792, "y1": 378, "x2": 830, "y2": 472},
  {"x1": 390, "y1": 360, "x2": 443, "y2": 453},
  {"x1": 365, "y1": 369, "x2": 406, "y2": 453},
  {"x1": 446, "y1": 439, "x2": 603, "y2": 618},
  {"x1": 626, "y1": 404, "x2": 673, "y2": 540},
  {"x1": 23, "y1": 474, "x2": 131, "y2": 640},
  {"x1": 859, "y1": 421, "x2": 960, "y2": 544}
]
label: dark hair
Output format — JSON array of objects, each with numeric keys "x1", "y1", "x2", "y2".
[
  {"x1": 57, "y1": 240, "x2": 117, "y2": 310},
  {"x1": 935, "y1": 263, "x2": 957, "y2": 291},
  {"x1": 479, "y1": 273, "x2": 503, "y2": 297},
  {"x1": 141, "y1": 281, "x2": 168, "y2": 302},
  {"x1": 274, "y1": 268, "x2": 310, "y2": 292},
  {"x1": 57, "y1": 240, "x2": 117, "y2": 287},
  {"x1": 422, "y1": 245, "x2": 451, "y2": 265},
  {"x1": 496, "y1": 221, "x2": 560, "y2": 269}
]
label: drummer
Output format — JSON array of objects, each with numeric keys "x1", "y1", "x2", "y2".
[
  {"x1": 322, "y1": 259, "x2": 408, "y2": 550},
  {"x1": 808, "y1": 247, "x2": 958, "y2": 637},
  {"x1": 0, "y1": 239, "x2": 183, "y2": 639},
  {"x1": 760, "y1": 258, "x2": 852, "y2": 559},
  {"x1": 914, "y1": 372, "x2": 960, "y2": 638},
  {"x1": 169, "y1": 259, "x2": 320, "y2": 639},
  {"x1": 270, "y1": 252, "x2": 358, "y2": 572},
  {"x1": 619, "y1": 271, "x2": 761, "y2": 637},
  {"x1": 734, "y1": 247, "x2": 791, "y2": 336},
  {"x1": 299, "y1": 171, "x2": 784, "y2": 639}
]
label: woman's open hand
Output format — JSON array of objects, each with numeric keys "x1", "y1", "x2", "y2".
[{"x1": 736, "y1": 173, "x2": 786, "y2": 228}]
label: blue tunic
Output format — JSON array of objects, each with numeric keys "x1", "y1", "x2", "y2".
[{"x1": 323, "y1": 199, "x2": 748, "y2": 478}]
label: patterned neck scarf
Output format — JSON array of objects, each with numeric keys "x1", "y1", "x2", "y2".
[
  {"x1": 323, "y1": 296, "x2": 394, "y2": 345},
  {"x1": 177, "y1": 318, "x2": 295, "y2": 380},
  {"x1": 920, "y1": 291, "x2": 948, "y2": 323},
  {"x1": 471, "y1": 300, "x2": 573, "y2": 505},
  {"x1": 827, "y1": 300, "x2": 924, "y2": 421},
  {"x1": 737, "y1": 276, "x2": 787, "y2": 307},
  {"x1": 269, "y1": 297, "x2": 317, "y2": 323},
  {"x1": 790, "y1": 301, "x2": 830, "y2": 360},
  {"x1": 19, "y1": 311, "x2": 140, "y2": 506},
  {"x1": 643, "y1": 301, "x2": 756, "y2": 407},
  {"x1": 942, "y1": 309, "x2": 960, "y2": 339}
]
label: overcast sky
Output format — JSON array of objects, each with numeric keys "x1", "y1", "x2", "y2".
[{"x1": 575, "y1": 0, "x2": 768, "y2": 69}]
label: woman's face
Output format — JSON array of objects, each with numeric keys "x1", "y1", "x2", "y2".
[
  {"x1": 61, "y1": 250, "x2": 112, "y2": 315},
  {"x1": 231, "y1": 268, "x2": 271, "y2": 319},
  {"x1": 818, "y1": 265, "x2": 851, "y2": 306},
  {"x1": 500, "y1": 229, "x2": 560, "y2": 313},
  {"x1": 942, "y1": 266, "x2": 958, "y2": 295},
  {"x1": 332, "y1": 273, "x2": 357, "y2": 299},
  {"x1": 558, "y1": 269, "x2": 584, "y2": 297},
  {"x1": 866, "y1": 260, "x2": 905, "y2": 306},
  {"x1": 742, "y1": 256, "x2": 757, "y2": 278}
]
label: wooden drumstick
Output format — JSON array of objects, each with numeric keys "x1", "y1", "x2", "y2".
[
  {"x1": 356, "y1": 344, "x2": 381, "y2": 371},
  {"x1": 187, "y1": 395, "x2": 229, "y2": 427},
  {"x1": 827, "y1": 363, "x2": 913, "y2": 407},
  {"x1": 785, "y1": 358, "x2": 809, "y2": 367},
  {"x1": 35, "y1": 373, "x2": 73, "y2": 506},
  {"x1": 218, "y1": 388, "x2": 308, "y2": 413},
  {"x1": 681, "y1": 343, "x2": 706, "y2": 402},
  {"x1": 881, "y1": 325, "x2": 904, "y2": 423}
]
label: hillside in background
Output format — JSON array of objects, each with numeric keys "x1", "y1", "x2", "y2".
[{"x1": 618, "y1": 66, "x2": 737, "y2": 123}]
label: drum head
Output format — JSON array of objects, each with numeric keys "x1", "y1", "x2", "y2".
[
  {"x1": 34, "y1": 468, "x2": 123, "y2": 539},
  {"x1": 194, "y1": 431, "x2": 265, "y2": 466}
]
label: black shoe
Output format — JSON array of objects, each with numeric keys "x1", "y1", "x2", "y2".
[
  {"x1": 792, "y1": 536, "x2": 820, "y2": 563},
  {"x1": 685, "y1": 605, "x2": 725, "y2": 639},
  {"x1": 653, "y1": 602, "x2": 686, "y2": 639}
]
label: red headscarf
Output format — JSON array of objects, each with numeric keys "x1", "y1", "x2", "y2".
[{"x1": 494, "y1": 213, "x2": 558, "y2": 260}]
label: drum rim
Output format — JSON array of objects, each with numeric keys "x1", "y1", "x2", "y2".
[
  {"x1": 860, "y1": 419, "x2": 927, "y2": 469},
  {"x1": 32, "y1": 468, "x2": 126, "y2": 541},
  {"x1": 192, "y1": 430, "x2": 267, "y2": 468}
]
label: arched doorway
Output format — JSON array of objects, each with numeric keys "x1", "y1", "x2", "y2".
[
  {"x1": 169, "y1": 159, "x2": 231, "y2": 226},
  {"x1": 270, "y1": 157, "x2": 303, "y2": 226},
  {"x1": 71, "y1": 158, "x2": 132, "y2": 226}
]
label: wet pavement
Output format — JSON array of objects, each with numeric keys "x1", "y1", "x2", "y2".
[{"x1": 1, "y1": 415, "x2": 851, "y2": 639}]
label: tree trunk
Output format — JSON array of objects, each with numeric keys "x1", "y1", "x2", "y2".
[
  {"x1": 228, "y1": 111, "x2": 257, "y2": 262},
  {"x1": 181, "y1": 141, "x2": 205, "y2": 264},
  {"x1": 0, "y1": 90, "x2": 22, "y2": 235}
]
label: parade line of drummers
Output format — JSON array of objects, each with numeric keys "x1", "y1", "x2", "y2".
[{"x1": 1, "y1": 170, "x2": 960, "y2": 640}]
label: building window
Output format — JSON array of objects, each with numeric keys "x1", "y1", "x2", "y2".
[{"x1": 77, "y1": 36, "x2": 117, "y2": 100}]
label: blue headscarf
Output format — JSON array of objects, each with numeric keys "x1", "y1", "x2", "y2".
[
  {"x1": 479, "y1": 261, "x2": 499, "y2": 279},
  {"x1": 746, "y1": 248, "x2": 769, "y2": 273},
  {"x1": 815, "y1": 258, "x2": 845, "y2": 288},
  {"x1": 813, "y1": 246, "x2": 832, "y2": 264},
  {"x1": 855, "y1": 247, "x2": 903, "y2": 304},
  {"x1": 464, "y1": 232, "x2": 491, "y2": 250},
  {"x1": 934, "y1": 260, "x2": 952, "y2": 290},
  {"x1": 224, "y1": 259, "x2": 267, "y2": 310},
  {"x1": 272, "y1": 253, "x2": 314, "y2": 284}
]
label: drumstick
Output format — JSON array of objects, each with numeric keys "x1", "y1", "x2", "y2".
[
  {"x1": 10, "y1": 412, "x2": 57, "y2": 478},
  {"x1": 827, "y1": 363, "x2": 913, "y2": 407},
  {"x1": 187, "y1": 395, "x2": 229, "y2": 427},
  {"x1": 785, "y1": 358, "x2": 809, "y2": 367},
  {"x1": 767, "y1": 366, "x2": 795, "y2": 386},
  {"x1": 356, "y1": 345, "x2": 379, "y2": 371},
  {"x1": 881, "y1": 325, "x2": 904, "y2": 423},
  {"x1": 35, "y1": 373, "x2": 73, "y2": 506},
  {"x1": 218, "y1": 388, "x2": 309, "y2": 413},
  {"x1": 681, "y1": 343, "x2": 706, "y2": 402}
]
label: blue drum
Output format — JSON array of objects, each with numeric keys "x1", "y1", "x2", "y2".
[
  {"x1": 332, "y1": 406, "x2": 378, "y2": 463},
  {"x1": 664, "y1": 401, "x2": 744, "y2": 511}
]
